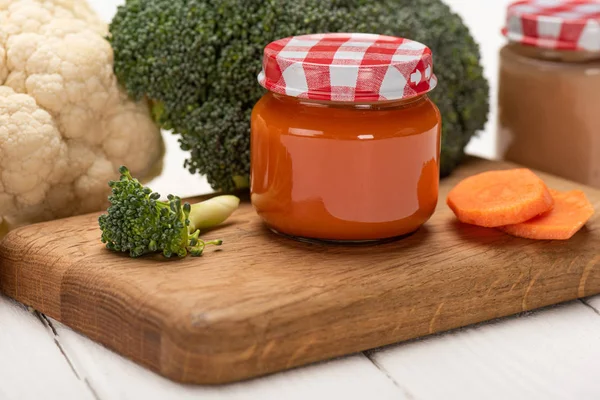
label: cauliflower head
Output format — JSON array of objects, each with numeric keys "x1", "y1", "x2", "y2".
[{"x1": 0, "y1": 0, "x2": 164, "y2": 233}]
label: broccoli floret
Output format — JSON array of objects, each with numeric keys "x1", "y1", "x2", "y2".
[
  {"x1": 109, "y1": 0, "x2": 489, "y2": 189},
  {"x1": 99, "y1": 166, "x2": 235, "y2": 258}
]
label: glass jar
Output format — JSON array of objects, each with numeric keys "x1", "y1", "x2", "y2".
[
  {"x1": 498, "y1": 0, "x2": 600, "y2": 188},
  {"x1": 251, "y1": 33, "x2": 441, "y2": 242}
]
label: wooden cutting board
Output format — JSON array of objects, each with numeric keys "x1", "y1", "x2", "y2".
[{"x1": 1, "y1": 157, "x2": 599, "y2": 385}]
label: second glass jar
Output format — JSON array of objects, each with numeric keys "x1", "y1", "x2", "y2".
[{"x1": 498, "y1": 0, "x2": 600, "y2": 188}]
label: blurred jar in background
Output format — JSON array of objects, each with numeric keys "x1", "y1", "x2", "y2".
[{"x1": 498, "y1": 0, "x2": 600, "y2": 188}]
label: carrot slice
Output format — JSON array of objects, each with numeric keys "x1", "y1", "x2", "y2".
[
  {"x1": 499, "y1": 189, "x2": 595, "y2": 240},
  {"x1": 447, "y1": 168, "x2": 554, "y2": 227}
]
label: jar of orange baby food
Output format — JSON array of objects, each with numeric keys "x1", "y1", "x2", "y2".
[{"x1": 251, "y1": 33, "x2": 441, "y2": 242}]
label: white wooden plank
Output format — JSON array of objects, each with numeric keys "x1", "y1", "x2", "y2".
[
  {"x1": 370, "y1": 301, "x2": 600, "y2": 400},
  {"x1": 50, "y1": 319, "x2": 407, "y2": 400},
  {"x1": 584, "y1": 295, "x2": 600, "y2": 314},
  {"x1": 0, "y1": 295, "x2": 95, "y2": 400}
]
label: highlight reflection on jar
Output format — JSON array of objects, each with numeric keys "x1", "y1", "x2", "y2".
[{"x1": 251, "y1": 33, "x2": 442, "y2": 242}]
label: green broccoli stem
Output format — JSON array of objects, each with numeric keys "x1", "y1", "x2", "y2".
[
  {"x1": 183, "y1": 195, "x2": 239, "y2": 257},
  {"x1": 232, "y1": 176, "x2": 250, "y2": 190},
  {"x1": 187, "y1": 229, "x2": 223, "y2": 256},
  {"x1": 187, "y1": 195, "x2": 241, "y2": 233},
  {"x1": 189, "y1": 239, "x2": 223, "y2": 256},
  {"x1": 149, "y1": 100, "x2": 165, "y2": 123},
  {"x1": 160, "y1": 194, "x2": 238, "y2": 257}
]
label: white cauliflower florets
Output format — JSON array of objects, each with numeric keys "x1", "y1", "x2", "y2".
[{"x1": 0, "y1": 0, "x2": 164, "y2": 232}]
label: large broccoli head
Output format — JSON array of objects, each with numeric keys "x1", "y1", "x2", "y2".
[{"x1": 109, "y1": 0, "x2": 489, "y2": 191}]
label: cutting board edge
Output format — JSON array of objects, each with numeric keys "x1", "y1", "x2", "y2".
[
  {"x1": 6, "y1": 245, "x2": 599, "y2": 386},
  {"x1": 6, "y1": 281, "x2": 600, "y2": 385}
]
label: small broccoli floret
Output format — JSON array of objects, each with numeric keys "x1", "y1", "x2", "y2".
[
  {"x1": 109, "y1": 0, "x2": 489, "y2": 187},
  {"x1": 99, "y1": 166, "x2": 237, "y2": 258}
]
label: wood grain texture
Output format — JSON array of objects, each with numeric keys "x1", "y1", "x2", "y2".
[
  {"x1": 0, "y1": 295, "x2": 96, "y2": 400},
  {"x1": 52, "y1": 318, "x2": 407, "y2": 400},
  {"x1": 370, "y1": 300, "x2": 600, "y2": 400},
  {"x1": 1, "y1": 158, "x2": 600, "y2": 385}
]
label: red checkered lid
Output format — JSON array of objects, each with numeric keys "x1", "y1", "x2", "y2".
[
  {"x1": 257, "y1": 33, "x2": 437, "y2": 102},
  {"x1": 503, "y1": 0, "x2": 600, "y2": 52}
]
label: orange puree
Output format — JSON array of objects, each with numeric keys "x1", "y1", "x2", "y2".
[{"x1": 250, "y1": 92, "x2": 441, "y2": 241}]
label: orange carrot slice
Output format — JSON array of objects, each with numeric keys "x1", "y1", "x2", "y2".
[
  {"x1": 499, "y1": 189, "x2": 595, "y2": 240},
  {"x1": 447, "y1": 168, "x2": 554, "y2": 227}
]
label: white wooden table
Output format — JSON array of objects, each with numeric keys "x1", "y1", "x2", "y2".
[
  {"x1": 4, "y1": 1, "x2": 600, "y2": 399},
  {"x1": 4, "y1": 295, "x2": 600, "y2": 399}
]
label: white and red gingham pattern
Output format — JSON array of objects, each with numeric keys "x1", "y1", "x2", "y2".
[
  {"x1": 504, "y1": 0, "x2": 600, "y2": 52},
  {"x1": 258, "y1": 33, "x2": 437, "y2": 102}
]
